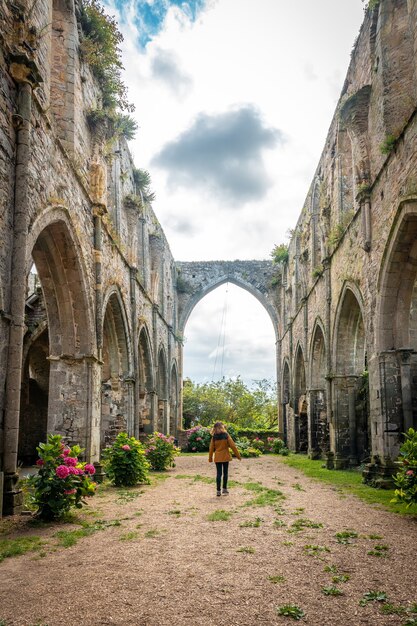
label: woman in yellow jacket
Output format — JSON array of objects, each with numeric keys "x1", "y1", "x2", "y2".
[{"x1": 209, "y1": 422, "x2": 241, "y2": 496}]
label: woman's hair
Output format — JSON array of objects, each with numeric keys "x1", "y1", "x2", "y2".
[{"x1": 211, "y1": 421, "x2": 227, "y2": 436}]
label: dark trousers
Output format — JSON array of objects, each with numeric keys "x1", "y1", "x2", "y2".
[{"x1": 215, "y1": 462, "x2": 229, "y2": 491}]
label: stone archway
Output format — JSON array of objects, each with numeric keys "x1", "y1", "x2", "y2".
[
  {"x1": 333, "y1": 285, "x2": 368, "y2": 467},
  {"x1": 138, "y1": 326, "x2": 154, "y2": 435},
  {"x1": 157, "y1": 348, "x2": 168, "y2": 433},
  {"x1": 101, "y1": 290, "x2": 133, "y2": 449},
  {"x1": 309, "y1": 322, "x2": 329, "y2": 457},
  {"x1": 294, "y1": 345, "x2": 308, "y2": 453}
]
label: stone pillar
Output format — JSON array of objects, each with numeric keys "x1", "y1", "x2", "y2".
[{"x1": 348, "y1": 380, "x2": 358, "y2": 465}]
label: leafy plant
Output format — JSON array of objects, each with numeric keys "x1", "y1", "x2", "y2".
[
  {"x1": 292, "y1": 483, "x2": 305, "y2": 492},
  {"x1": 276, "y1": 604, "x2": 305, "y2": 620},
  {"x1": 380, "y1": 134, "x2": 397, "y2": 155},
  {"x1": 392, "y1": 428, "x2": 417, "y2": 507},
  {"x1": 335, "y1": 529, "x2": 358, "y2": 544},
  {"x1": 239, "y1": 517, "x2": 263, "y2": 527},
  {"x1": 102, "y1": 432, "x2": 150, "y2": 487},
  {"x1": 289, "y1": 518, "x2": 323, "y2": 532},
  {"x1": 380, "y1": 604, "x2": 406, "y2": 615},
  {"x1": 237, "y1": 546, "x2": 255, "y2": 553},
  {"x1": 303, "y1": 544, "x2": 330, "y2": 557},
  {"x1": 207, "y1": 509, "x2": 232, "y2": 522},
  {"x1": 322, "y1": 586, "x2": 343, "y2": 596},
  {"x1": 332, "y1": 574, "x2": 350, "y2": 584},
  {"x1": 274, "y1": 519, "x2": 286, "y2": 527},
  {"x1": 404, "y1": 619, "x2": 417, "y2": 626},
  {"x1": 132, "y1": 168, "x2": 156, "y2": 203},
  {"x1": 359, "y1": 591, "x2": 388, "y2": 606},
  {"x1": 28, "y1": 434, "x2": 97, "y2": 521},
  {"x1": 144, "y1": 432, "x2": 180, "y2": 471},
  {"x1": 186, "y1": 425, "x2": 212, "y2": 452},
  {"x1": 268, "y1": 575, "x2": 286, "y2": 583},
  {"x1": 271, "y1": 243, "x2": 289, "y2": 265},
  {"x1": 368, "y1": 544, "x2": 389, "y2": 557},
  {"x1": 79, "y1": 0, "x2": 132, "y2": 111}
]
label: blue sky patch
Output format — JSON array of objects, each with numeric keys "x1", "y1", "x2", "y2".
[{"x1": 113, "y1": 0, "x2": 207, "y2": 48}]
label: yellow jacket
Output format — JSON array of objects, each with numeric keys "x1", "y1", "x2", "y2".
[{"x1": 209, "y1": 433, "x2": 241, "y2": 463}]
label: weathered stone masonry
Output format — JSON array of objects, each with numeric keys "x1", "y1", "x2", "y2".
[
  {"x1": 277, "y1": 0, "x2": 417, "y2": 480},
  {"x1": 2, "y1": 0, "x2": 417, "y2": 515},
  {"x1": 0, "y1": 0, "x2": 182, "y2": 514}
]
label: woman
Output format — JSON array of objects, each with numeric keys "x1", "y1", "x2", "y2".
[{"x1": 209, "y1": 422, "x2": 241, "y2": 496}]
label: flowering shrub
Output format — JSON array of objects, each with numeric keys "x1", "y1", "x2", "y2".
[
  {"x1": 267, "y1": 437, "x2": 287, "y2": 454},
  {"x1": 102, "y1": 432, "x2": 150, "y2": 487},
  {"x1": 235, "y1": 437, "x2": 262, "y2": 458},
  {"x1": 145, "y1": 432, "x2": 180, "y2": 471},
  {"x1": 392, "y1": 428, "x2": 417, "y2": 507},
  {"x1": 29, "y1": 434, "x2": 97, "y2": 520},
  {"x1": 186, "y1": 425, "x2": 211, "y2": 452},
  {"x1": 251, "y1": 438, "x2": 265, "y2": 452}
]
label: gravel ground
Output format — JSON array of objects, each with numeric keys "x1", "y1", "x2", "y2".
[{"x1": 1, "y1": 455, "x2": 417, "y2": 626}]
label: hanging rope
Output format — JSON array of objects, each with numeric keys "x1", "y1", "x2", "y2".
[{"x1": 212, "y1": 282, "x2": 229, "y2": 381}]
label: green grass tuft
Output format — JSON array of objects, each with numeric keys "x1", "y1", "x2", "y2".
[
  {"x1": 207, "y1": 509, "x2": 232, "y2": 522},
  {"x1": 0, "y1": 536, "x2": 44, "y2": 562}
]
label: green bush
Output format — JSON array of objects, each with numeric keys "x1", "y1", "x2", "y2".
[
  {"x1": 251, "y1": 438, "x2": 265, "y2": 452},
  {"x1": 186, "y1": 425, "x2": 212, "y2": 451},
  {"x1": 102, "y1": 432, "x2": 150, "y2": 487},
  {"x1": 28, "y1": 434, "x2": 97, "y2": 521},
  {"x1": 267, "y1": 437, "x2": 286, "y2": 454},
  {"x1": 236, "y1": 438, "x2": 262, "y2": 458},
  {"x1": 144, "y1": 432, "x2": 180, "y2": 471},
  {"x1": 392, "y1": 428, "x2": 417, "y2": 507}
]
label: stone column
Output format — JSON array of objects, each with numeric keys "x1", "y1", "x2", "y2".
[{"x1": 348, "y1": 379, "x2": 358, "y2": 465}]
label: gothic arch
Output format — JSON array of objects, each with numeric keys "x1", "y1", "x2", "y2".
[
  {"x1": 333, "y1": 284, "x2": 369, "y2": 465},
  {"x1": 170, "y1": 361, "x2": 179, "y2": 436},
  {"x1": 138, "y1": 324, "x2": 154, "y2": 434},
  {"x1": 157, "y1": 346, "x2": 168, "y2": 433},
  {"x1": 100, "y1": 288, "x2": 133, "y2": 447},
  {"x1": 293, "y1": 344, "x2": 308, "y2": 452},
  {"x1": 311, "y1": 178, "x2": 322, "y2": 269},
  {"x1": 309, "y1": 320, "x2": 329, "y2": 455},
  {"x1": 281, "y1": 358, "x2": 291, "y2": 446}
]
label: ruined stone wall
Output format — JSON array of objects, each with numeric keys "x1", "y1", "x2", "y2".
[
  {"x1": 279, "y1": 0, "x2": 417, "y2": 474},
  {"x1": 0, "y1": 0, "x2": 182, "y2": 507}
]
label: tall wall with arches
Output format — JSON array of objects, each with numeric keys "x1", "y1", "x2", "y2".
[
  {"x1": 0, "y1": 0, "x2": 182, "y2": 514},
  {"x1": 277, "y1": 0, "x2": 417, "y2": 480}
]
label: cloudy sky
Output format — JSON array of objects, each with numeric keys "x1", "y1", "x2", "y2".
[{"x1": 104, "y1": 0, "x2": 365, "y2": 385}]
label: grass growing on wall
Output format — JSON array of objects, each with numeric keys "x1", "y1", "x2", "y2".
[{"x1": 280, "y1": 454, "x2": 417, "y2": 516}]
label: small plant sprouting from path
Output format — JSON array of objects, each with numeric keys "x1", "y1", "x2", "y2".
[
  {"x1": 335, "y1": 529, "x2": 358, "y2": 544},
  {"x1": 239, "y1": 517, "x2": 263, "y2": 527},
  {"x1": 292, "y1": 483, "x2": 305, "y2": 492},
  {"x1": 207, "y1": 509, "x2": 232, "y2": 522},
  {"x1": 291, "y1": 507, "x2": 305, "y2": 515},
  {"x1": 119, "y1": 531, "x2": 139, "y2": 541},
  {"x1": 368, "y1": 533, "x2": 383, "y2": 540},
  {"x1": 274, "y1": 519, "x2": 286, "y2": 527},
  {"x1": 324, "y1": 564, "x2": 338, "y2": 574},
  {"x1": 380, "y1": 604, "x2": 407, "y2": 615},
  {"x1": 368, "y1": 544, "x2": 389, "y2": 557},
  {"x1": 144, "y1": 529, "x2": 161, "y2": 538},
  {"x1": 276, "y1": 604, "x2": 305, "y2": 620},
  {"x1": 237, "y1": 546, "x2": 255, "y2": 554},
  {"x1": 167, "y1": 509, "x2": 181, "y2": 517},
  {"x1": 268, "y1": 574, "x2": 286, "y2": 583},
  {"x1": 322, "y1": 585, "x2": 344, "y2": 596},
  {"x1": 332, "y1": 574, "x2": 350, "y2": 584},
  {"x1": 288, "y1": 518, "x2": 323, "y2": 533},
  {"x1": 359, "y1": 590, "x2": 388, "y2": 606},
  {"x1": 304, "y1": 544, "x2": 330, "y2": 557}
]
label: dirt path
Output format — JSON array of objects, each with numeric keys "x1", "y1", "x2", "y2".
[{"x1": 1, "y1": 455, "x2": 417, "y2": 626}]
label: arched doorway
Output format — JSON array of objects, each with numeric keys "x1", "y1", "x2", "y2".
[
  {"x1": 138, "y1": 326, "x2": 154, "y2": 434},
  {"x1": 334, "y1": 286, "x2": 368, "y2": 466},
  {"x1": 20, "y1": 215, "x2": 96, "y2": 457},
  {"x1": 101, "y1": 291, "x2": 132, "y2": 448},
  {"x1": 157, "y1": 348, "x2": 168, "y2": 433},
  {"x1": 309, "y1": 323, "x2": 329, "y2": 457},
  {"x1": 294, "y1": 346, "x2": 308, "y2": 452}
]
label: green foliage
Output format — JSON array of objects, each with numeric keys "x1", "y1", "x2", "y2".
[
  {"x1": 243, "y1": 487, "x2": 283, "y2": 507},
  {"x1": 332, "y1": 574, "x2": 350, "y2": 584},
  {"x1": 289, "y1": 518, "x2": 323, "y2": 532},
  {"x1": 144, "y1": 432, "x2": 180, "y2": 471},
  {"x1": 79, "y1": 0, "x2": 132, "y2": 111},
  {"x1": 392, "y1": 428, "x2": 417, "y2": 507},
  {"x1": 236, "y1": 437, "x2": 263, "y2": 457},
  {"x1": 276, "y1": 604, "x2": 305, "y2": 620},
  {"x1": 0, "y1": 536, "x2": 44, "y2": 562},
  {"x1": 368, "y1": 544, "x2": 389, "y2": 557},
  {"x1": 367, "y1": 0, "x2": 381, "y2": 9},
  {"x1": 182, "y1": 377, "x2": 278, "y2": 429},
  {"x1": 312, "y1": 264, "x2": 324, "y2": 279},
  {"x1": 303, "y1": 544, "x2": 330, "y2": 557},
  {"x1": 132, "y1": 168, "x2": 156, "y2": 203},
  {"x1": 87, "y1": 108, "x2": 138, "y2": 142},
  {"x1": 404, "y1": 619, "x2": 417, "y2": 626},
  {"x1": 186, "y1": 425, "x2": 212, "y2": 452},
  {"x1": 335, "y1": 529, "x2": 358, "y2": 544},
  {"x1": 239, "y1": 517, "x2": 263, "y2": 527},
  {"x1": 207, "y1": 509, "x2": 232, "y2": 521},
  {"x1": 271, "y1": 243, "x2": 289, "y2": 265},
  {"x1": 380, "y1": 134, "x2": 398, "y2": 155},
  {"x1": 281, "y1": 454, "x2": 417, "y2": 515},
  {"x1": 380, "y1": 604, "x2": 406, "y2": 615},
  {"x1": 268, "y1": 575, "x2": 286, "y2": 583},
  {"x1": 359, "y1": 591, "x2": 388, "y2": 606},
  {"x1": 237, "y1": 546, "x2": 255, "y2": 553},
  {"x1": 267, "y1": 437, "x2": 285, "y2": 454},
  {"x1": 28, "y1": 434, "x2": 97, "y2": 521},
  {"x1": 322, "y1": 586, "x2": 344, "y2": 596},
  {"x1": 102, "y1": 432, "x2": 150, "y2": 487}
]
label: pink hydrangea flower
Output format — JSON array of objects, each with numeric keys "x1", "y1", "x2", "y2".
[
  {"x1": 63, "y1": 448, "x2": 71, "y2": 457},
  {"x1": 192, "y1": 447, "x2": 196, "y2": 451},
  {"x1": 64, "y1": 488, "x2": 77, "y2": 495},
  {"x1": 68, "y1": 466, "x2": 78, "y2": 475},
  {"x1": 64, "y1": 456, "x2": 78, "y2": 466},
  {"x1": 406, "y1": 469, "x2": 414, "y2": 476},
  {"x1": 84, "y1": 464, "x2": 96, "y2": 475},
  {"x1": 196, "y1": 437, "x2": 202, "y2": 441},
  {"x1": 122, "y1": 444, "x2": 131, "y2": 451},
  {"x1": 56, "y1": 465, "x2": 70, "y2": 479},
  {"x1": 36, "y1": 459, "x2": 44, "y2": 467}
]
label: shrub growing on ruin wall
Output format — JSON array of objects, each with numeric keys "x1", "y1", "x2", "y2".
[
  {"x1": 29, "y1": 434, "x2": 97, "y2": 520},
  {"x1": 102, "y1": 432, "x2": 150, "y2": 487}
]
